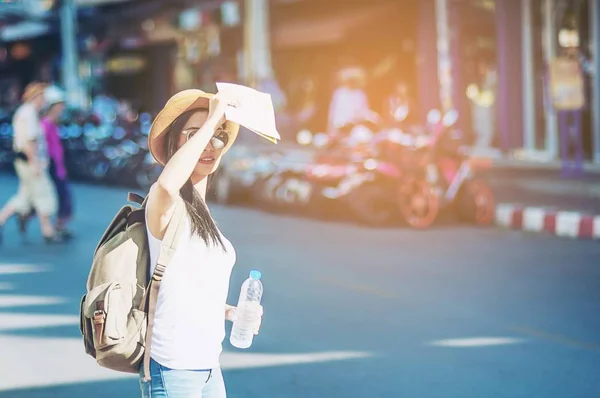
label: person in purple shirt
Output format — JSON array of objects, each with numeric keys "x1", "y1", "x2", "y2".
[{"x1": 41, "y1": 86, "x2": 74, "y2": 239}]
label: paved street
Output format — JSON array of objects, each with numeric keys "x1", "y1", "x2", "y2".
[{"x1": 0, "y1": 173, "x2": 599, "y2": 398}]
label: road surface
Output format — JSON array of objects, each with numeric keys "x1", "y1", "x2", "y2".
[{"x1": 0, "y1": 173, "x2": 599, "y2": 398}]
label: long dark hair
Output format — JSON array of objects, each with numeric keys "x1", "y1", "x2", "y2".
[{"x1": 163, "y1": 109, "x2": 226, "y2": 250}]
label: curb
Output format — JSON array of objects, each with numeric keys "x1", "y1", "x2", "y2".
[{"x1": 495, "y1": 204, "x2": 600, "y2": 240}]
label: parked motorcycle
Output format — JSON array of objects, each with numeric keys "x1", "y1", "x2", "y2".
[
  {"x1": 316, "y1": 108, "x2": 495, "y2": 228},
  {"x1": 396, "y1": 109, "x2": 495, "y2": 228},
  {"x1": 252, "y1": 149, "x2": 315, "y2": 213},
  {"x1": 213, "y1": 146, "x2": 279, "y2": 205},
  {"x1": 273, "y1": 120, "x2": 399, "y2": 225}
]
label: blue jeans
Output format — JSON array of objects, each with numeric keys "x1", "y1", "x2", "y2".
[{"x1": 139, "y1": 358, "x2": 227, "y2": 398}]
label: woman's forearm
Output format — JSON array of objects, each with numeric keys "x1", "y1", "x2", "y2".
[{"x1": 156, "y1": 115, "x2": 220, "y2": 196}]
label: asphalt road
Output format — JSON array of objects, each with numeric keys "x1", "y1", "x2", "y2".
[{"x1": 0, "y1": 173, "x2": 599, "y2": 398}]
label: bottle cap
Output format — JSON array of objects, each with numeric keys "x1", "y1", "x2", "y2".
[{"x1": 249, "y1": 270, "x2": 262, "y2": 280}]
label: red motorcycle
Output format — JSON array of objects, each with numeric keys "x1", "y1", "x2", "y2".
[
  {"x1": 395, "y1": 109, "x2": 496, "y2": 229},
  {"x1": 286, "y1": 119, "x2": 399, "y2": 224}
]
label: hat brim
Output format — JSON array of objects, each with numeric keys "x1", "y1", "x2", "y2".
[
  {"x1": 48, "y1": 100, "x2": 66, "y2": 107},
  {"x1": 22, "y1": 85, "x2": 47, "y2": 103},
  {"x1": 148, "y1": 90, "x2": 240, "y2": 166}
]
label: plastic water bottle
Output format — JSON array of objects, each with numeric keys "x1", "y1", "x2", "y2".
[{"x1": 230, "y1": 270, "x2": 263, "y2": 349}]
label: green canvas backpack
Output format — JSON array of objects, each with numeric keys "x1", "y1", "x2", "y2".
[{"x1": 79, "y1": 192, "x2": 185, "y2": 381}]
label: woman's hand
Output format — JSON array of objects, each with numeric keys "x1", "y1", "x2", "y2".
[
  {"x1": 225, "y1": 304, "x2": 237, "y2": 322},
  {"x1": 149, "y1": 94, "x2": 229, "y2": 240},
  {"x1": 208, "y1": 94, "x2": 229, "y2": 126},
  {"x1": 225, "y1": 304, "x2": 264, "y2": 335}
]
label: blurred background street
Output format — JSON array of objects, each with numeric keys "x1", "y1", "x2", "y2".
[
  {"x1": 1, "y1": 0, "x2": 600, "y2": 396},
  {"x1": 1, "y1": 174, "x2": 600, "y2": 397}
]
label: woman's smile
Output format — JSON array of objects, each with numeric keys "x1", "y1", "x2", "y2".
[{"x1": 198, "y1": 155, "x2": 216, "y2": 165}]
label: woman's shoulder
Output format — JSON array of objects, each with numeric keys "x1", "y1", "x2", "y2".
[{"x1": 145, "y1": 184, "x2": 187, "y2": 213}]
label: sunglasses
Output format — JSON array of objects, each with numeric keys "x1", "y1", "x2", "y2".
[{"x1": 182, "y1": 127, "x2": 230, "y2": 149}]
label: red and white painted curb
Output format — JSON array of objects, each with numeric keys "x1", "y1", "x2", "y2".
[{"x1": 495, "y1": 204, "x2": 600, "y2": 240}]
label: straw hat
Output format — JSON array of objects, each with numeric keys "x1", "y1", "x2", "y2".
[
  {"x1": 22, "y1": 81, "x2": 49, "y2": 102},
  {"x1": 148, "y1": 89, "x2": 240, "y2": 166}
]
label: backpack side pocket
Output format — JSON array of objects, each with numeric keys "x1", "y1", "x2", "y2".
[{"x1": 79, "y1": 294, "x2": 97, "y2": 358}]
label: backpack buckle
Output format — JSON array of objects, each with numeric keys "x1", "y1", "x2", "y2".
[
  {"x1": 152, "y1": 264, "x2": 166, "y2": 281},
  {"x1": 93, "y1": 310, "x2": 105, "y2": 321},
  {"x1": 92, "y1": 310, "x2": 106, "y2": 345}
]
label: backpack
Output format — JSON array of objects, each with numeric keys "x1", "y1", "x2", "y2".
[{"x1": 79, "y1": 192, "x2": 186, "y2": 381}]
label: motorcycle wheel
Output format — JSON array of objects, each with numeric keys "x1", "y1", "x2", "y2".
[
  {"x1": 347, "y1": 183, "x2": 396, "y2": 227},
  {"x1": 456, "y1": 178, "x2": 495, "y2": 226},
  {"x1": 397, "y1": 176, "x2": 440, "y2": 229}
]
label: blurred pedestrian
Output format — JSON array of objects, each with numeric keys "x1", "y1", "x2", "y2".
[
  {"x1": 0, "y1": 82, "x2": 62, "y2": 245},
  {"x1": 327, "y1": 66, "x2": 371, "y2": 136},
  {"x1": 385, "y1": 79, "x2": 417, "y2": 125},
  {"x1": 42, "y1": 86, "x2": 74, "y2": 239}
]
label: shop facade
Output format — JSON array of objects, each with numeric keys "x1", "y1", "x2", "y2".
[
  {"x1": 430, "y1": 0, "x2": 600, "y2": 163},
  {"x1": 93, "y1": 1, "x2": 243, "y2": 115},
  {"x1": 270, "y1": 0, "x2": 420, "y2": 134},
  {"x1": 520, "y1": 0, "x2": 599, "y2": 163}
]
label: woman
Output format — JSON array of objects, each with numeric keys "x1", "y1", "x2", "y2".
[
  {"x1": 42, "y1": 86, "x2": 74, "y2": 238},
  {"x1": 141, "y1": 89, "x2": 263, "y2": 397}
]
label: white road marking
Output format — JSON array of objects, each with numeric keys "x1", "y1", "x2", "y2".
[
  {"x1": 0, "y1": 295, "x2": 67, "y2": 308},
  {"x1": 221, "y1": 350, "x2": 372, "y2": 370},
  {"x1": 427, "y1": 337, "x2": 525, "y2": 347},
  {"x1": 0, "y1": 313, "x2": 79, "y2": 331},
  {"x1": 0, "y1": 336, "x2": 133, "y2": 391},
  {"x1": 0, "y1": 334, "x2": 373, "y2": 391},
  {"x1": 0, "y1": 264, "x2": 50, "y2": 275}
]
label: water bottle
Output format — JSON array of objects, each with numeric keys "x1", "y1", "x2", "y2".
[{"x1": 230, "y1": 270, "x2": 263, "y2": 349}]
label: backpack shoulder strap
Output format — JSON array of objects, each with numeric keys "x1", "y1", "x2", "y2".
[
  {"x1": 127, "y1": 192, "x2": 146, "y2": 206},
  {"x1": 142, "y1": 199, "x2": 186, "y2": 381},
  {"x1": 155, "y1": 200, "x2": 186, "y2": 272},
  {"x1": 125, "y1": 192, "x2": 150, "y2": 228}
]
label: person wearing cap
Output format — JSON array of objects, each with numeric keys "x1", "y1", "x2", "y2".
[
  {"x1": 41, "y1": 86, "x2": 73, "y2": 239},
  {"x1": 327, "y1": 66, "x2": 372, "y2": 137},
  {"x1": 139, "y1": 89, "x2": 263, "y2": 397},
  {"x1": 0, "y1": 81, "x2": 62, "y2": 245}
]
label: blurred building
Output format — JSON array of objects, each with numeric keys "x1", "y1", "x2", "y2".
[
  {"x1": 269, "y1": 0, "x2": 419, "y2": 136},
  {"x1": 268, "y1": 0, "x2": 600, "y2": 164},
  {"x1": 0, "y1": 0, "x2": 61, "y2": 111},
  {"x1": 429, "y1": 0, "x2": 600, "y2": 164},
  {"x1": 0, "y1": 0, "x2": 244, "y2": 114},
  {"x1": 0, "y1": 0, "x2": 598, "y2": 163},
  {"x1": 91, "y1": 0, "x2": 244, "y2": 114}
]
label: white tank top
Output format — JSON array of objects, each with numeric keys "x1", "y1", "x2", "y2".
[{"x1": 145, "y1": 207, "x2": 236, "y2": 370}]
